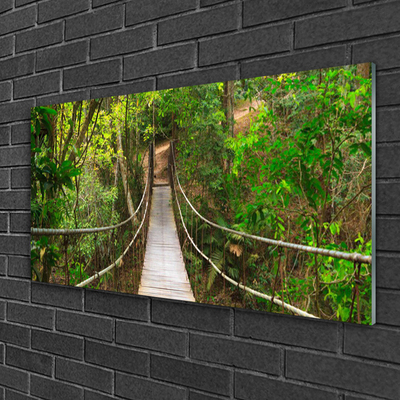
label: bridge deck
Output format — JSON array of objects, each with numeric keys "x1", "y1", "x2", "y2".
[{"x1": 138, "y1": 185, "x2": 195, "y2": 302}]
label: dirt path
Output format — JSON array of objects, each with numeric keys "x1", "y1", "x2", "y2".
[{"x1": 146, "y1": 99, "x2": 262, "y2": 186}]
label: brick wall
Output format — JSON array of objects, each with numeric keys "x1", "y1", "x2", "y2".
[{"x1": 0, "y1": 0, "x2": 399, "y2": 399}]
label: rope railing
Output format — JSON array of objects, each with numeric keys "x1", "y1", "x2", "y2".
[
  {"x1": 31, "y1": 163, "x2": 150, "y2": 236},
  {"x1": 32, "y1": 144, "x2": 154, "y2": 289},
  {"x1": 74, "y1": 145, "x2": 153, "y2": 288},
  {"x1": 171, "y1": 143, "x2": 371, "y2": 265},
  {"x1": 75, "y1": 182, "x2": 151, "y2": 287},
  {"x1": 170, "y1": 141, "x2": 372, "y2": 319},
  {"x1": 171, "y1": 166, "x2": 319, "y2": 319}
]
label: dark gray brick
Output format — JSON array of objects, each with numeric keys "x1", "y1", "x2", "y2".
[
  {"x1": 0, "y1": 0, "x2": 12, "y2": 14},
  {"x1": 152, "y1": 299, "x2": 231, "y2": 334},
  {"x1": 377, "y1": 145, "x2": 400, "y2": 179},
  {"x1": 66, "y1": 5, "x2": 123, "y2": 41},
  {"x1": 0, "y1": 322, "x2": 29, "y2": 347},
  {"x1": 0, "y1": 101, "x2": 33, "y2": 124},
  {"x1": 93, "y1": 0, "x2": 119, "y2": 7},
  {"x1": 190, "y1": 391, "x2": 225, "y2": 400},
  {"x1": 116, "y1": 320, "x2": 186, "y2": 356},
  {"x1": 201, "y1": 0, "x2": 228, "y2": 6},
  {"x1": 235, "y1": 309, "x2": 338, "y2": 351},
  {"x1": 354, "y1": 0, "x2": 379, "y2": 3},
  {"x1": 14, "y1": 72, "x2": 60, "y2": 99},
  {"x1": 377, "y1": 182, "x2": 400, "y2": 215},
  {"x1": 85, "y1": 289, "x2": 149, "y2": 321},
  {"x1": 0, "y1": 169, "x2": 10, "y2": 189},
  {"x1": 31, "y1": 374, "x2": 84, "y2": 400},
  {"x1": 244, "y1": 0, "x2": 346, "y2": 27},
  {"x1": 354, "y1": 36, "x2": 400, "y2": 71},
  {"x1": 91, "y1": 78, "x2": 155, "y2": 99},
  {"x1": 16, "y1": 0, "x2": 36, "y2": 5},
  {"x1": 0, "y1": 54, "x2": 34, "y2": 81},
  {"x1": 0, "y1": 343, "x2": 3, "y2": 361},
  {"x1": 0, "y1": 278, "x2": 29, "y2": 301},
  {"x1": 32, "y1": 282, "x2": 83, "y2": 310},
  {"x1": 3, "y1": 389, "x2": 32, "y2": 400},
  {"x1": 286, "y1": 350, "x2": 400, "y2": 400},
  {"x1": 159, "y1": 5, "x2": 238, "y2": 45},
  {"x1": 32, "y1": 329, "x2": 84, "y2": 360},
  {"x1": 190, "y1": 333, "x2": 280, "y2": 374},
  {"x1": 84, "y1": 391, "x2": 114, "y2": 400},
  {"x1": 37, "y1": 89, "x2": 90, "y2": 107},
  {"x1": 0, "y1": 213, "x2": 7, "y2": 233},
  {"x1": 11, "y1": 168, "x2": 30, "y2": 189},
  {"x1": 91, "y1": 25, "x2": 154, "y2": 60},
  {"x1": 377, "y1": 72, "x2": 400, "y2": 107},
  {"x1": 16, "y1": 22, "x2": 63, "y2": 53},
  {"x1": 158, "y1": 64, "x2": 237, "y2": 90},
  {"x1": 345, "y1": 324, "x2": 400, "y2": 364},
  {"x1": 0, "y1": 6, "x2": 35, "y2": 36},
  {"x1": 235, "y1": 371, "x2": 337, "y2": 400},
  {"x1": 0, "y1": 126, "x2": 10, "y2": 147},
  {"x1": 0, "y1": 256, "x2": 6, "y2": 275},
  {"x1": 199, "y1": 24, "x2": 291, "y2": 66},
  {"x1": 242, "y1": 46, "x2": 347, "y2": 79},
  {"x1": 0, "y1": 365, "x2": 28, "y2": 393},
  {"x1": 377, "y1": 107, "x2": 400, "y2": 143},
  {"x1": 38, "y1": 0, "x2": 90, "y2": 23},
  {"x1": 56, "y1": 358, "x2": 113, "y2": 394},
  {"x1": 8, "y1": 302, "x2": 54, "y2": 329},
  {"x1": 57, "y1": 310, "x2": 113, "y2": 341},
  {"x1": 0, "y1": 190, "x2": 29, "y2": 210},
  {"x1": 0, "y1": 82, "x2": 11, "y2": 103},
  {"x1": 0, "y1": 234, "x2": 30, "y2": 256},
  {"x1": 151, "y1": 355, "x2": 231, "y2": 396},
  {"x1": 0, "y1": 301, "x2": 5, "y2": 319},
  {"x1": 377, "y1": 218, "x2": 400, "y2": 252},
  {"x1": 126, "y1": 0, "x2": 197, "y2": 26},
  {"x1": 295, "y1": 2, "x2": 400, "y2": 48},
  {"x1": 116, "y1": 373, "x2": 186, "y2": 400},
  {"x1": 64, "y1": 59, "x2": 121, "y2": 90},
  {"x1": 8, "y1": 256, "x2": 30, "y2": 278},
  {"x1": 85, "y1": 339, "x2": 149, "y2": 375},
  {"x1": 0, "y1": 36, "x2": 13, "y2": 59},
  {"x1": 10, "y1": 213, "x2": 30, "y2": 233},
  {"x1": 124, "y1": 43, "x2": 196, "y2": 80},
  {"x1": 376, "y1": 255, "x2": 400, "y2": 290},
  {"x1": 37, "y1": 41, "x2": 89, "y2": 72},
  {"x1": 376, "y1": 289, "x2": 400, "y2": 326},
  {"x1": 6, "y1": 346, "x2": 53, "y2": 376},
  {"x1": 11, "y1": 124, "x2": 30, "y2": 145}
]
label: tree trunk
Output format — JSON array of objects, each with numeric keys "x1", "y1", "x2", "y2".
[
  {"x1": 117, "y1": 132, "x2": 137, "y2": 228},
  {"x1": 68, "y1": 99, "x2": 100, "y2": 164}
]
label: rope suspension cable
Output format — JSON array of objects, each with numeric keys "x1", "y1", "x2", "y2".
[
  {"x1": 171, "y1": 147, "x2": 371, "y2": 265},
  {"x1": 31, "y1": 155, "x2": 150, "y2": 236},
  {"x1": 76, "y1": 163, "x2": 152, "y2": 288},
  {"x1": 171, "y1": 164, "x2": 319, "y2": 319}
]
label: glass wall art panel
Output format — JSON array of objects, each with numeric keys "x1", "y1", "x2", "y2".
[{"x1": 31, "y1": 63, "x2": 375, "y2": 324}]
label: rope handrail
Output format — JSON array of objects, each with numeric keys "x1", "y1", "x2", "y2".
[
  {"x1": 75, "y1": 191, "x2": 150, "y2": 287},
  {"x1": 171, "y1": 145, "x2": 371, "y2": 265},
  {"x1": 31, "y1": 156, "x2": 150, "y2": 236},
  {"x1": 171, "y1": 164, "x2": 318, "y2": 319}
]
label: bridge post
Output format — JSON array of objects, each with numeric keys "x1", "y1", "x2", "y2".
[
  {"x1": 149, "y1": 142, "x2": 154, "y2": 190},
  {"x1": 168, "y1": 140, "x2": 174, "y2": 190}
]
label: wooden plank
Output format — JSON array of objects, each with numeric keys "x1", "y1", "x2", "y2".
[{"x1": 138, "y1": 186, "x2": 195, "y2": 302}]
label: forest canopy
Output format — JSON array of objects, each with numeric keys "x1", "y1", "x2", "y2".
[{"x1": 31, "y1": 63, "x2": 373, "y2": 323}]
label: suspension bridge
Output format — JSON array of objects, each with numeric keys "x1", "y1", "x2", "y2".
[{"x1": 31, "y1": 142, "x2": 372, "y2": 320}]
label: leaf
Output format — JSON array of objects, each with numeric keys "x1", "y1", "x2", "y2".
[{"x1": 348, "y1": 92, "x2": 356, "y2": 109}]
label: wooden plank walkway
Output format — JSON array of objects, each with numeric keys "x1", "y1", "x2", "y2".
[{"x1": 138, "y1": 185, "x2": 195, "y2": 302}]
